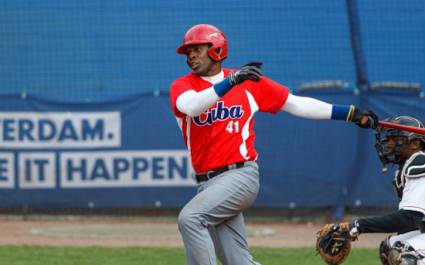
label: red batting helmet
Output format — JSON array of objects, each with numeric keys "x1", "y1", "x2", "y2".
[{"x1": 177, "y1": 24, "x2": 228, "y2": 61}]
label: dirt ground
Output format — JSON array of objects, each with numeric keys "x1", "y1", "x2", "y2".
[{"x1": 0, "y1": 215, "x2": 386, "y2": 248}]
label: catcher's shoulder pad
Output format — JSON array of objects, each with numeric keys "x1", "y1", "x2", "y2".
[{"x1": 403, "y1": 151, "x2": 425, "y2": 178}]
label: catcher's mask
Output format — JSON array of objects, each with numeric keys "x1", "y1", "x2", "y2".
[{"x1": 375, "y1": 115, "x2": 425, "y2": 167}]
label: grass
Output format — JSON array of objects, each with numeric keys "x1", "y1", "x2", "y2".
[{"x1": 0, "y1": 246, "x2": 380, "y2": 265}]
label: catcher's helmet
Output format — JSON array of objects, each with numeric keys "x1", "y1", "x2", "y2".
[
  {"x1": 177, "y1": 24, "x2": 228, "y2": 61},
  {"x1": 375, "y1": 115, "x2": 425, "y2": 165}
]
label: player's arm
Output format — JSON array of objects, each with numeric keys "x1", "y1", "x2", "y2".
[
  {"x1": 352, "y1": 154, "x2": 425, "y2": 234},
  {"x1": 352, "y1": 209, "x2": 423, "y2": 234},
  {"x1": 176, "y1": 63, "x2": 263, "y2": 117},
  {"x1": 176, "y1": 88, "x2": 219, "y2": 117},
  {"x1": 281, "y1": 93, "x2": 378, "y2": 128},
  {"x1": 281, "y1": 94, "x2": 332, "y2": 119}
]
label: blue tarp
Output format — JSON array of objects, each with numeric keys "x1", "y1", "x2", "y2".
[{"x1": 0, "y1": 92, "x2": 423, "y2": 209}]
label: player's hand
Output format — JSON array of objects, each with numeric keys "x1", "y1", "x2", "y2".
[
  {"x1": 351, "y1": 107, "x2": 379, "y2": 129},
  {"x1": 316, "y1": 222, "x2": 356, "y2": 265},
  {"x1": 347, "y1": 221, "x2": 360, "y2": 240},
  {"x1": 229, "y1": 62, "x2": 263, "y2": 86}
]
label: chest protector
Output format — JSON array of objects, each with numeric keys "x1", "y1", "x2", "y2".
[{"x1": 393, "y1": 151, "x2": 425, "y2": 200}]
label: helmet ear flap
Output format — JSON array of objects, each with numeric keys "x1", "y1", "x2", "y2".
[
  {"x1": 214, "y1": 47, "x2": 222, "y2": 57},
  {"x1": 208, "y1": 46, "x2": 225, "y2": 61}
]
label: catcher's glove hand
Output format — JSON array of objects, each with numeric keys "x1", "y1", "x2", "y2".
[{"x1": 316, "y1": 223, "x2": 358, "y2": 265}]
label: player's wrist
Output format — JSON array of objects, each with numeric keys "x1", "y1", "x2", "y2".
[
  {"x1": 349, "y1": 220, "x2": 360, "y2": 239},
  {"x1": 331, "y1": 104, "x2": 353, "y2": 121},
  {"x1": 213, "y1": 77, "x2": 233, "y2": 97}
]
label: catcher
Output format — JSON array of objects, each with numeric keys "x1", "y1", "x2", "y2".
[{"x1": 317, "y1": 115, "x2": 425, "y2": 265}]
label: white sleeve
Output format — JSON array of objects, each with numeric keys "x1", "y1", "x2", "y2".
[
  {"x1": 176, "y1": 87, "x2": 219, "y2": 117},
  {"x1": 281, "y1": 93, "x2": 333, "y2": 119}
]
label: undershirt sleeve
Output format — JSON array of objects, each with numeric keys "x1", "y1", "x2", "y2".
[
  {"x1": 176, "y1": 87, "x2": 219, "y2": 117},
  {"x1": 357, "y1": 209, "x2": 424, "y2": 234},
  {"x1": 281, "y1": 94, "x2": 333, "y2": 119}
]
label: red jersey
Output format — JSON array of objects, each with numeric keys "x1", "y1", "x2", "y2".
[{"x1": 170, "y1": 69, "x2": 289, "y2": 173}]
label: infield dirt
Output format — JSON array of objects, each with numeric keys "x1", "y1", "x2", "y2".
[{"x1": 0, "y1": 216, "x2": 384, "y2": 248}]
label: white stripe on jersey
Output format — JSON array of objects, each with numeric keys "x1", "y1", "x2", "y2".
[
  {"x1": 239, "y1": 90, "x2": 259, "y2": 159},
  {"x1": 185, "y1": 116, "x2": 193, "y2": 166},
  {"x1": 182, "y1": 116, "x2": 193, "y2": 171},
  {"x1": 175, "y1": 117, "x2": 194, "y2": 167},
  {"x1": 176, "y1": 117, "x2": 183, "y2": 131}
]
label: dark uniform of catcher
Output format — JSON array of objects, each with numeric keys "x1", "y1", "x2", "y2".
[{"x1": 317, "y1": 115, "x2": 425, "y2": 265}]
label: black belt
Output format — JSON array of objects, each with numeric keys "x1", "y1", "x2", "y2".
[{"x1": 195, "y1": 162, "x2": 245, "y2": 183}]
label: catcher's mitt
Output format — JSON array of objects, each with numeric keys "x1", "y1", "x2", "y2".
[{"x1": 316, "y1": 223, "x2": 356, "y2": 265}]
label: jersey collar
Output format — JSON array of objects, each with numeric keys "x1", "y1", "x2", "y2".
[{"x1": 200, "y1": 70, "x2": 225, "y2": 85}]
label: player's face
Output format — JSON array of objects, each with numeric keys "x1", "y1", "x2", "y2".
[
  {"x1": 385, "y1": 136, "x2": 419, "y2": 161},
  {"x1": 385, "y1": 136, "x2": 406, "y2": 147},
  {"x1": 184, "y1": 44, "x2": 220, "y2": 76}
]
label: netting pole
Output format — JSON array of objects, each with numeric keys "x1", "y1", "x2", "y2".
[
  {"x1": 346, "y1": 0, "x2": 369, "y2": 91},
  {"x1": 332, "y1": 0, "x2": 370, "y2": 221}
]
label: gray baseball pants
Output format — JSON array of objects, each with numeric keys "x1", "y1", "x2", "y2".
[{"x1": 178, "y1": 161, "x2": 261, "y2": 265}]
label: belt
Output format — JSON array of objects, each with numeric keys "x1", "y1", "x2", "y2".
[{"x1": 195, "y1": 162, "x2": 245, "y2": 183}]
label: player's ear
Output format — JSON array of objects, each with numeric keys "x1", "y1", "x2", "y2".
[{"x1": 410, "y1": 139, "x2": 422, "y2": 150}]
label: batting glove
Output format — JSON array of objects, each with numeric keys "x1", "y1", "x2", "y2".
[
  {"x1": 349, "y1": 106, "x2": 379, "y2": 129},
  {"x1": 229, "y1": 62, "x2": 263, "y2": 86}
]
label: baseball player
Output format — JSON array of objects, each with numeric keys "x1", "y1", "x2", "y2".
[
  {"x1": 170, "y1": 24, "x2": 378, "y2": 265},
  {"x1": 340, "y1": 116, "x2": 425, "y2": 265}
]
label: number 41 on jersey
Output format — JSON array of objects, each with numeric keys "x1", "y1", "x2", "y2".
[{"x1": 226, "y1": 121, "x2": 239, "y2": 133}]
